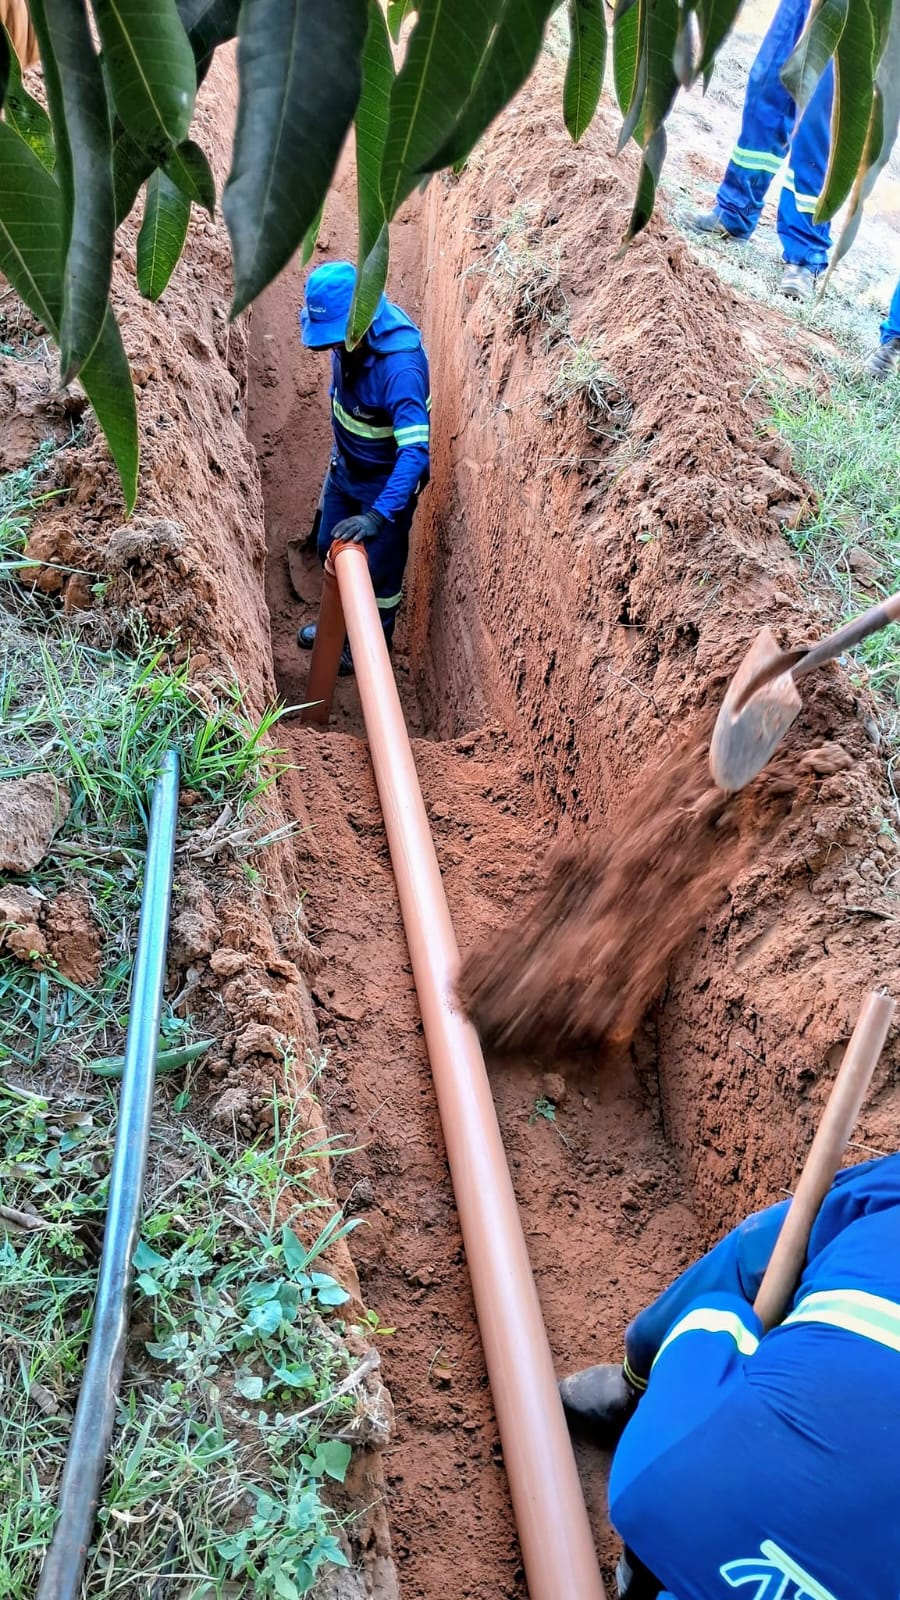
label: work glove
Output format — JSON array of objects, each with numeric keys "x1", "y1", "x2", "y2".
[{"x1": 331, "y1": 508, "x2": 386, "y2": 546}]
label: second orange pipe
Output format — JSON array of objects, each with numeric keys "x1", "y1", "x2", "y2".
[{"x1": 330, "y1": 543, "x2": 606, "y2": 1600}]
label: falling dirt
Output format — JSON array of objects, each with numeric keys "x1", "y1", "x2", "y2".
[{"x1": 459, "y1": 735, "x2": 853, "y2": 1052}]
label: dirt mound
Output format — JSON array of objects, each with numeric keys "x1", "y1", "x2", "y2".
[{"x1": 460, "y1": 735, "x2": 851, "y2": 1050}]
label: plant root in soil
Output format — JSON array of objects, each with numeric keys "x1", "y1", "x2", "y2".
[{"x1": 458, "y1": 732, "x2": 854, "y2": 1052}]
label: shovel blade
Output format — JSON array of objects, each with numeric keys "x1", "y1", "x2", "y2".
[{"x1": 709, "y1": 627, "x2": 803, "y2": 793}]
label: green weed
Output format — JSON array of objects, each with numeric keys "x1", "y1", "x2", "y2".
[
  {"x1": 0, "y1": 1085, "x2": 364, "y2": 1596},
  {"x1": 0, "y1": 616, "x2": 297, "y2": 1074},
  {"x1": 762, "y1": 360, "x2": 900, "y2": 743},
  {"x1": 478, "y1": 202, "x2": 569, "y2": 337},
  {"x1": 0, "y1": 438, "x2": 70, "y2": 582},
  {"x1": 546, "y1": 339, "x2": 633, "y2": 437}
]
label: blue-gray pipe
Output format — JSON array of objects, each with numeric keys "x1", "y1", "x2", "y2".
[{"x1": 37, "y1": 750, "x2": 180, "y2": 1600}]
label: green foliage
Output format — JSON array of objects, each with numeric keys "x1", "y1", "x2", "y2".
[
  {"x1": 223, "y1": 0, "x2": 369, "y2": 316},
  {"x1": 136, "y1": 168, "x2": 191, "y2": 300},
  {"x1": 0, "y1": 0, "x2": 896, "y2": 507},
  {"x1": 564, "y1": 0, "x2": 608, "y2": 142},
  {"x1": 782, "y1": 0, "x2": 849, "y2": 108},
  {"x1": 0, "y1": 1083, "x2": 360, "y2": 1595},
  {"x1": 347, "y1": 0, "x2": 395, "y2": 346}
]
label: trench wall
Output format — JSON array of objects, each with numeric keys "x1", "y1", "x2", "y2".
[{"x1": 407, "y1": 74, "x2": 900, "y2": 1231}]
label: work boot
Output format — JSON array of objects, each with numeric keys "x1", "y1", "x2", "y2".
[
  {"x1": 558, "y1": 1363, "x2": 640, "y2": 1447},
  {"x1": 296, "y1": 623, "x2": 354, "y2": 676},
  {"x1": 864, "y1": 337, "x2": 900, "y2": 381},
  {"x1": 780, "y1": 263, "x2": 818, "y2": 301},
  {"x1": 687, "y1": 208, "x2": 739, "y2": 239}
]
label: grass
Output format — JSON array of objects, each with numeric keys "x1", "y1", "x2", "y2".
[
  {"x1": 0, "y1": 438, "x2": 364, "y2": 1594},
  {"x1": 0, "y1": 1079, "x2": 366, "y2": 1597},
  {"x1": 545, "y1": 338, "x2": 634, "y2": 438},
  {"x1": 0, "y1": 614, "x2": 296, "y2": 1076},
  {"x1": 0, "y1": 437, "x2": 72, "y2": 582},
  {"x1": 761, "y1": 359, "x2": 900, "y2": 748},
  {"x1": 476, "y1": 201, "x2": 569, "y2": 337}
]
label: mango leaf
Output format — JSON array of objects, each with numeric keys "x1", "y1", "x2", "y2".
[
  {"x1": 642, "y1": 0, "x2": 680, "y2": 136},
  {"x1": 348, "y1": 0, "x2": 395, "y2": 345},
  {"x1": 137, "y1": 168, "x2": 191, "y2": 299},
  {"x1": 622, "y1": 121, "x2": 666, "y2": 241},
  {"x1": 0, "y1": 119, "x2": 63, "y2": 334},
  {"x1": 831, "y1": 0, "x2": 900, "y2": 265},
  {"x1": 79, "y1": 304, "x2": 140, "y2": 512},
  {"x1": 694, "y1": 0, "x2": 744, "y2": 86},
  {"x1": 781, "y1": 0, "x2": 848, "y2": 109},
  {"x1": 424, "y1": 0, "x2": 560, "y2": 171},
  {"x1": 673, "y1": 7, "x2": 695, "y2": 86},
  {"x1": 814, "y1": 0, "x2": 874, "y2": 219},
  {"x1": 165, "y1": 137, "x2": 216, "y2": 214},
  {"x1": 224, "y1": 0, "x2": 368, "y2": 317},
  {"x1": 564, "y1": 0, "x2": 607, "y2": 140},
  {"x1": 300, "y1": 198, "x2": 325, "y2": 265},
  {"x1": 615, "y1": 0, "x2": 648, "y2": 151},
  {"x1": 113, "y1": 126, "x2": 155, "y2": 224},
  {"x1": 91, "y1": 0, "x2": 197, "y2": 159},
  {"x1": 380, "y1": 0, "x2": 506, "y2": 217},
  {"x1": 175, "y1": 0, "x2": 240, "y2": 79},
  {"x1": 1, "y1": 23, "x2": 55, "y2": 171},
  {"x1": 32, "y1": 0, "x2": 114, "y2": 380},
  {"x1": 388, "y1": 0, "x2": 417, "y2": 39}
]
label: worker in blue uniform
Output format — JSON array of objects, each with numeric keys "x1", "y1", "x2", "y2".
[
  {"x1": 689, "y1": 0, "x2": 833, "y2": 302},
  {"x1": 296, "y1": 260, "x2": 431, "y2": 676},
  {"x1": 865, "y1": 275, "x2": 900, "y2": 380},
  {"x1": 560, "y1": 1154, "x2": 900, "y2": 1598}
]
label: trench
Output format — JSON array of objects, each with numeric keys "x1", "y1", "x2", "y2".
[{"x1": 246, "y1": 165, "x2": 702, "y2": 1599}]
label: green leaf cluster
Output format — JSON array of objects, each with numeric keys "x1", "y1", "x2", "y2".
[{"x1": 0, "y1": 0, "x2": 896, "y2": 507}]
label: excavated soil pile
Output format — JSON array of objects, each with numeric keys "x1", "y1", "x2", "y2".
[{"x1": 460, "y1": 736, "x2": 852, "y2": 1050}]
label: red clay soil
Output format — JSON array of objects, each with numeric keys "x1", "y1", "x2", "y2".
[
  {"x1": 459, "y1": 733, "x2": 852, "y2": 1053},
  {"x1": 248, "y1": 54, "x2": 900, "y2": 1600}
]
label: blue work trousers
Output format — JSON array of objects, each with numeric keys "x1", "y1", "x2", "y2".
[
  {"x1": 317, "y1": 469, "x2": 416, "y2": 641},
  {"x1": 715, "y1": 0, "x2": 833, "y2": 269},
  {"x1": 881, "y1": 276, "x2": 900, "y2": 343}
]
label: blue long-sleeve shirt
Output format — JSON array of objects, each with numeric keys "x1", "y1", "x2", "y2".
[
  {"x1": 329, "y1": 338, "x2": 430, "y2": 522},
  {"x1": 611, "y1": 1155, "x2": 900, "y2": 1600}
]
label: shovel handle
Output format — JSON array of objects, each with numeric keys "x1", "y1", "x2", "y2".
[
  {"x1": 793, "y1": 590, "x2": 900, "y2": 682},
  {"x1": 753, "y1": 989, "x2": 895, "y2": 1331}
]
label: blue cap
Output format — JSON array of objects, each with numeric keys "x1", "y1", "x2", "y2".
[{"x1": 300, "y1": 260, "x2": 356, "y2": 348}]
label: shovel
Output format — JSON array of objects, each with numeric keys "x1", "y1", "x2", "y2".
[
  {"x1": 709, "y1": 588, "x2": 900, "y2": 793},
  {"x1": 287, "y1": 468, "x2": 328, "y2": 599}
]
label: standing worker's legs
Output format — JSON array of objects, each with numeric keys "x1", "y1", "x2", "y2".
[
  {"x1": 866, "y1": 276, "x2": 900, "y2": 379},
  {"x1": 777, "y1": 61, "x2": 833, "y2": 286},
  {"x1": 708, "y1": 0, "x2": 809, "y2": 237}
]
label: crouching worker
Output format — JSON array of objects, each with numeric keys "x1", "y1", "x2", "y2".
[
  {"x1": 560, "y1": 1153, "x2": 900, "y2": 1599},
  {"x1": 296, "y1": 261, "x2": 431, "y2": 677}
]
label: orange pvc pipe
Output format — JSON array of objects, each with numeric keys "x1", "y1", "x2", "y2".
[
  {"x1": 301, "y1": 551, "x2": 345, "y2": 726},
  {"x1": 331, "y1": 542, "x2": 606, "y2": 1600}
]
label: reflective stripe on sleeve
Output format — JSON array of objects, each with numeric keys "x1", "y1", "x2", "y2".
[
  {"x1": 783, "y1": 1288, "x2": 900, "y2": 1354},
  {"x1": 651, "y1": 1307, "x2": 760, "y2": 1370},
  {"x1": 394, "y1": 424, "x2": 430, "y2": 447},
  {"x1": 376, "y1": 592, "x2": 403, "y2": 610}
]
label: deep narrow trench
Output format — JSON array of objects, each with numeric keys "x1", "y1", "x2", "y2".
[{"x1": 246, "y1": 176, "x2": 700, "y2": 1599}]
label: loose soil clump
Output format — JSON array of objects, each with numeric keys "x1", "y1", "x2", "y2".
[{"x1": 460, "y1": 735, "x2": 853, "y2": 1051}]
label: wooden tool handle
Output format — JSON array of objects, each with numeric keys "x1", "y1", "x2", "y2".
[
  {"x1": 753, "y1": 990, "x2": 895, "y2": 1331},
  {"x1": 794, "y1": 591, "x2": 900, "y2": 681}
]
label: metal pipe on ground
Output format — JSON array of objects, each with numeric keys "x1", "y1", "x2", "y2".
[
  {"x1": 320, "y1": 543, "x2": 606, "y2": 1600},
  {"x1": 37, "y1": 751, "x2": 181, "y2": 1600}
]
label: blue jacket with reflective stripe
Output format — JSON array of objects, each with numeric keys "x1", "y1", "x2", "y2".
[
  {"x1": 611, "y1": 1156, "x2": 900, "y2": 1600},
  {"x1": 329, "y1": 310, "x2": 430, "y2": 522}
]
